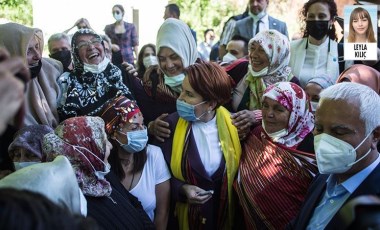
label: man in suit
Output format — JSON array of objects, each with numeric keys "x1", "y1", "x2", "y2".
[
  {"x1": 163, "y1": 3, "x2": 197, "y2": 43},
  {"x1": 289, "y1": 82, "x2": 380, "y2": 230},
  {"x1": 233, "y1": 0, "x2": 288, "y2": 41}
]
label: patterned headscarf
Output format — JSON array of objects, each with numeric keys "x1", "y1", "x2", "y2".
[
  {"x1": 71, "y1": 28, "x2": 104, "y2": 75},
  {"x1": 101, "y1": 96, "x2": 141, "y2": 136},
  {"x1": 247, "y1": 29, "x2": 293, "y2": 84},
  {"x1": 246, "y1": 30, "x2": 293, "y2": 110},
  {"x1": 58, "y1": 29, "x2": 133, "y2": 120},
  {"x1": 8, "y1": 125, "x2": 53, "y2": 161},
  {"x1": 43, "y1": 116, "x2": 112, "y2": 197},
  {"x1": 337, "y1": 64, "x2": 380, "y2": 94},
  {"x1": 156, "y1": 18, "x2": 198, "y2": 69},
  {"x1": 262, "y1": 82, "x2": 314, "y2": 148}
]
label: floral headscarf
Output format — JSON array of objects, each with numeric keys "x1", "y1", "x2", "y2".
[
  {"x1": 246, "y1": 30, "x2": 293, "y2": 110},
  {"x1": 101, "y1": 96, "x2": 141, "y2": 136},
  {"x1": 58, "y1": 29, "x2": 134, "y2": 120},
  {"x1": 262, "y1": 82, "x2": 314, "y2": 148},
  {"x1": 43, "y1": 116, "x2": 112, "y2": 197},
  {"x1": 337, "y1": 64, "x2": 380, "y2": 94}
]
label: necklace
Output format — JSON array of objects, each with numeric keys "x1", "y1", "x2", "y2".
[{"x1": 129, "y1": 172, "x2": 135, "y2": 191}]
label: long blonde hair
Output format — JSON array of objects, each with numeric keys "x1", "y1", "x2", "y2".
[{"x1": 348, "y1": 7, "x2": 376, "y2": 43}]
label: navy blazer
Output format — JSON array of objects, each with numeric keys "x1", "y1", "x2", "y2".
[
  {"x1": 288, "y1": 163, "x2": 380, "y2": 230},
  {"x1": 233, "y1": 15, "x2": 288, "y2": 41}
]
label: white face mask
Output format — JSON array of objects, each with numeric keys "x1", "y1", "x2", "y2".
[
  {"x1": 13, "y1": 161, "x2": 40, "y2": 171},
  {"x1": 262, "y1": 121, "x2": 288, "y2": 142},
  {"x1": 164, "y1": 73, "x2": 185, "y2": 93},
  {"x1": 113, "y1": 12, "x2": 123, "y2": 21},
  {"x1": 143, "y1": 55, "x2": 158, "y2": 68},
  {"x1": 249, "y1": 64, "x2": 269, "y2": 77},
  {"x1": 83, "y1": 57, "x2": 110, "y2": 74},
  {"x1": 314, "y1": 132, "x2": 372, "y2": 174},
  {"x1": 222, "y1": 52, "x2": 237, "y2": 63}
]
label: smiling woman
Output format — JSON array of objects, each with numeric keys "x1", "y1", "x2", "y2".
[
  {"x1": 235, "y1": 81, "x2": 316, "y2": 229},
  {"x1": 57, "y1": 29, "x2": 134, "y2": 121},
  {"x1": 348, "y1": 7, "x2": 377, "y2": 43}
]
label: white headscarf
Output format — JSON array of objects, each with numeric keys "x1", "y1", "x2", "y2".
[
  {"x1": 0, "y1": 156, "x2": 85, "y2": 216},
  {"x1": 156, "y1": 18, "x2": 198, "y2": 68}
]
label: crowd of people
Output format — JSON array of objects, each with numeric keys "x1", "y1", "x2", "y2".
[{"x1": 0, "y1": 0, "x2": 380, "y2": 229}]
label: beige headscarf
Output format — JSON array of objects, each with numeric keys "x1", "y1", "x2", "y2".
[
  {"x1": 0, "y1": 156, "x2": 85, "y2": 215},
  {"x1": 0, "y1": 23, "x2": 61, "y2": 127}
]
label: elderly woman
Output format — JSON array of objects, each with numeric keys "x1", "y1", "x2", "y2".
[
  {"x1": 230, "y1": 29, "x2": 298, "y2": 139},
  {"x1": 129, "y1": 18, "x2": 198, "y2": 142},
  {"x1": 57, "y1": 29, "x2": 134, "y2": 121},
  {"x1": 305, "y1": 74, "x2": 334, "y2": 113},
  {"x1": 337, "y1": 64, "x2": 380, "y2": 94},
  {"x1": 8, "y1": 124, "x2": 53, "y2": 171},
  {"x1": 101, "y1": 96, "x2": 170, "y2": 230},
  {"x1": 235, "y1": 82, "x2": 316, "y2": 229},
  {"x1": 154, "y1": 62, "x2": 241, "y2": 229},
  {"x1": 0, "y1": 22, "x2": 61, "y2": 127},
  {"x1": 43, "y1": 116, "x2": 154, "y2": 229}
]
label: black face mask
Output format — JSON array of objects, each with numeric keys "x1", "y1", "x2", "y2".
[
  {"x1": 50, "y1": 50, "x2": 72, "y2": 72},
  {"x1": 29, "y1": 60, "x2": 42, "y2": 79},
  {"x1": 306, "y1": 20, "x2": 330, "y2": 40}
]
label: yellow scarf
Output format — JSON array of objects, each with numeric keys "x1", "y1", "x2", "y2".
[
  {"x1": 246, "y1": 74, "x2": 266, "y2": 110},
  {"x1": 170, "y1": 106, "x2": 241, "y2": 229}
]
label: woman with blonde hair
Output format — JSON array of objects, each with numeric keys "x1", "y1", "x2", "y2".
[{"x1": 348, "y1": 7, "x2": 376, "y2": 43}]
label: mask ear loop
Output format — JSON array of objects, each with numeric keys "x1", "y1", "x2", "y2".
[
  {"x1": 347, "y1": 132, "x2": 374, "y2": 167},
  {"x1": 63, "y1": 140, "x2": 110, "y2": 172},
  {"x1": 115, "y1": 130, "x2": 128, "y2": 146}
]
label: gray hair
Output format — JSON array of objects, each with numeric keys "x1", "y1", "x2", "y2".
[
  {"x1": 47, "y1": 33, "x2": 71, "y2": 53},
  {"x1": 320, "y1": 82, "x2": 380, "y2": 135}
]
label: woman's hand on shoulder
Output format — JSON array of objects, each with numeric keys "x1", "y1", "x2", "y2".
[
  {"x1": 231, "y1": 110, "x2": 259, "y2": 140},
  {"x1": 121, "y1": 62, "x2": 138, "y2": 77},
  {"x1": 181, "y1": 184, "x2": 212, "y2": 205},
  {"x1": 148, "y1": 114, "x2": 171, "y2": 142}
]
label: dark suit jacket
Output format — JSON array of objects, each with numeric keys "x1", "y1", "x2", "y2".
[
  {"x1": 233, "y1": 15, "x2": 288, "y2": 41},
  {"x1": 288, "y1": 163, "x2": 380, "y2": 230}
]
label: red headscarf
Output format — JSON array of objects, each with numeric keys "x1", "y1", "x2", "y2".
[{"x1": 43, "y1": 116, "x2": 111, "y2": 197}]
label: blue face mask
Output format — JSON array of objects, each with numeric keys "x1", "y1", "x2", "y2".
[
  {"x1": 176, "y1": 99, "x2": 209, "y2": 121},
  {"x1": 117, "y1": 129, "x2": 148, "y2": 154}
]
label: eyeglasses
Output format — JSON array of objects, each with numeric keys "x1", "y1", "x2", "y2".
[{"x1": 76, "y1": 38, "x2": 102, "y2": 50}]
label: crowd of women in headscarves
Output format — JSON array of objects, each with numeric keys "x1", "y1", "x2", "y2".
[{"x1": 0, "y1": 0, "x2": 379, "y2": 229}]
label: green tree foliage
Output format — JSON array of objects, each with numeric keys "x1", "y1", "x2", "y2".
[
  {"x1": 172, "y1": 0, "x2": 247, "y2": 42},
  {"x1": 0, "y1": 0, "x2": 33, "y2": 26},
  {"x1": 171, "y1": 0, "x2": 306, "y2": 41}
]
